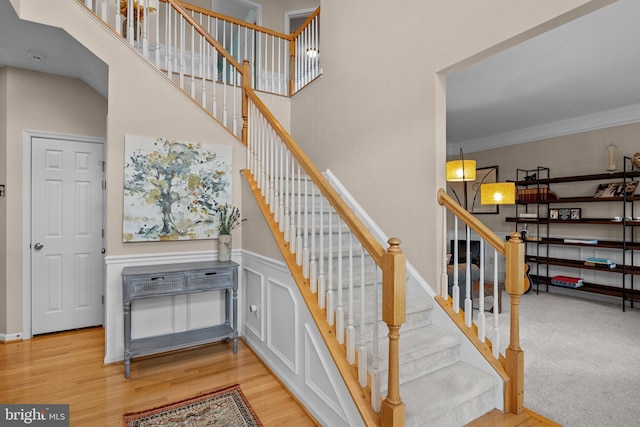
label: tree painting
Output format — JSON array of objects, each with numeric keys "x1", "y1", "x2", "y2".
[{"x1": 123, "y1": 135, "x2": 232, "y2": 241}]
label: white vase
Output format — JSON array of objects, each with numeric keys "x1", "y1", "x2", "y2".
[{"x1": 218, "y1": 234, "x2": 232, "y2": 262}]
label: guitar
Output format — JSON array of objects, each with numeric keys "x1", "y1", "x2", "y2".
[{"x1": 524, "y1": 263, "x2": 532, "y2": 294}]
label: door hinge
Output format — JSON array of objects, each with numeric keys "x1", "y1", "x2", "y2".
[
  {"x1": 102, "y1": 295, "x2": 104, "y2": 305},
  {"x1": 102, "y1": 180, "x2": 107, "y2": 190},
  {"x1": 100, "y1": 160, "x2": 106, "y2": 172}
]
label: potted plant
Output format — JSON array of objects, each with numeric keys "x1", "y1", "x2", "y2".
[{"x1": 215, "y1": 204, "x2": 242, "y2": 262}]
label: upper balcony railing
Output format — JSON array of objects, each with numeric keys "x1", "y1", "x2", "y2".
[{"x1": 83, "y1": 0, "x2": 320, "y2": 99}]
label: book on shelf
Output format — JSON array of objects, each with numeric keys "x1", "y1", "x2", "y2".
[
  {"x1": 518, "y1": 213, "x2": 538, "y2": 218},
  {"x1": 584, "y1": 261, "x2": 617, "y2": 269},
  {"x1": 564, "y1": 238, "x2": 598, "y2": 244},
  {"x1": 551, "y1": 275, "x2": 584, "y2": 288},
  {"x1": 585, "y1": 257, "x2": 613, "y2": 264}
]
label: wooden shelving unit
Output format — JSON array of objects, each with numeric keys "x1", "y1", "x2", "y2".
[{"x1": 511, "y1": 165, "x2": 639, "y2": 310}]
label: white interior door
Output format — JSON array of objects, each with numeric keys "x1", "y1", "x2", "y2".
[{"x1": 31, "y1": 137, "x2": 104, "y2": 335}]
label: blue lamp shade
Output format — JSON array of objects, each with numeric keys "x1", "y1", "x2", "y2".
[
  {"x1": 481, "y1": 182, "x2": 515, "y2": 205},
  {"x1": 446, "y1": 159, "x2": 476, "y2": 182}
]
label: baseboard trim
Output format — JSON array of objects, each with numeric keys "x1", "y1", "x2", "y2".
[{"x1": 0, "y1": 333, "x2": 24, "y2": 343}]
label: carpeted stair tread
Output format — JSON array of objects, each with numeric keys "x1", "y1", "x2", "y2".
[
  {"x1": 372, "y1": 325, "x2": 462, "y2": 388},
  {"x1": 402, "y1": 361, "x2": 498, "y2": 427}
]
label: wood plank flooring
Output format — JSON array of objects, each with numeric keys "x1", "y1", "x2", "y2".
[
  {"x1": 0, "y1": 327, "x2": 317, "y2": 426},
  {"x1": 0, "y1": 327, "x2": 560, "y2": 426}
]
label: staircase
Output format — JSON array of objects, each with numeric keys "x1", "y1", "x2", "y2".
[
  {"x1": 23, "y1": 1, "x2": 526, "y2": 425},
  {"x1": 315, "y1": 181, "x2": 499, "y2": 426}
]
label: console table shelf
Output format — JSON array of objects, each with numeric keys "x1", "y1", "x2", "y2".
[{"x1": 122, "y1": 260, "x2": 238, "y2": 378}]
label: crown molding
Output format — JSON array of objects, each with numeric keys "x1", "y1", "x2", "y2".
[{"x1": 448, "y1": 102, "x2": 640, "y2": 155}]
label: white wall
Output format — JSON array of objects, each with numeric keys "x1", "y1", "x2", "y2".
[
  {"x1": 0, "y1": 67, "x2": 108, "y2": 337},
  {"x1": 290, "y1": 0, "x2": 614, "y2": 295}
]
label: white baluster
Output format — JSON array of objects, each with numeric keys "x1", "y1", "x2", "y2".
[
  {"x1": 453, "y1": 216, "x2": 460, "y2": 313},
  {"x1": 478, "y1": 239, "x2": 486, "y2": 342},
  {"x1": 278, "y1": 142, "x2": 285, "y2": 225},
  {"x1": 492, "y1": 248, "x2": 500, "y2": 359},
  {"x1": 326, "y1": 208, "x2": 334, "y2": 325},
  {"x1": 283, "y1": 152, "x2": 289, "y2": 237},
  {"x1": 465, "y1": 225, "x2": 473, "y2": 327},
  {"x1": 261, "y1": 124, "x2": 268, "y2": 199},
  {"x1": 358, "y1": 243, "x2": 367, "y2": 386},
  {"x1": 310, "y1": 184, "x2": 317, "y2": 292},
  {"x1": 200, "y1": 34, "x2": 206, "y2": 107},
  {"x1": 346, "y1": 233, "x2": 355, "y2": 364},
  {"x1": 296, "y1": 164, "x2": 303, "y2": 265},
  {"x1": 179, "y1": 16, "x2": 185, "y2": 88},
  {"x1": 336, "y1": 218, "x2": 344, "y2": 343},
  {"x1": 290, "y1": 159, "x2": 296, "y2": 254},
  {"x1": 190, "y1": 24, "x2": 195, "y2": 98},
  {"x1": 370, "y1": 266, "x2": 381, "y2": 412},
  {"x1": 441, "y1": 202, "x2": 449, "y2": 299},
  {"x1": 268, "y1": 132, "x2": 275, "y2": 212},
  {"x1": 303, "y1": 175, "x2": 310, "y2": 278},
  {"x1": 222, "y1": 21, "x2": 228, "y2": 127},
  {"x1": 318, "y1": 195, "x2": 325, "y2": 308}
]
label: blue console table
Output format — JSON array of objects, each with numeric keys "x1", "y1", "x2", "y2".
[{"x1": 122, "y1": 260, "x2": 238, "y2": 378}]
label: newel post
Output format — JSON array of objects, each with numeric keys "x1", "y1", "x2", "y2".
[
  {"x1": 289, "y1": 31, "x2": 296, "y2": 97},
  {"x1": 241, "y1": 60, "x2": 251, "y2": 146},
  {"x1": 504, "y1": 231, "x2": 525, "y2": 414},
  {"x1": 381, "y1": 238, "x2": 406, "y2": 427}
]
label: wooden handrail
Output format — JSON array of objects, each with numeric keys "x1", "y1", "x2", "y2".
[
  {"x1": 437, "y1": 188, "x2": 506, "y2": 255},
  {"x1": 291, "y1": 6, "x2": 321, "y2": 39},
  {"x1": 245, "y1": 88, "x2": 385, "y2": 264},
  {"x1": 166, "y1": 0, "x2": 243, "y2": 72},
  {"x1": 170, "y1": 0, "x2": 291, "y2": 40}
]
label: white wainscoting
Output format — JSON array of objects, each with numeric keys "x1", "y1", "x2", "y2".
[{"x1": 241, "y1": 250, "x2": 364, "y2": 427}]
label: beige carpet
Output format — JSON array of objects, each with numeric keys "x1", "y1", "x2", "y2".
[{"x1": 484, "y1": 290, "x2": 640, "y2": 427}]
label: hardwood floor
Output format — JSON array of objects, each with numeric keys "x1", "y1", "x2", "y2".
[
  {"x1": 466, "y1": 409, "x2": 562, "y2": 427},
  {"x1": 1, "y1": 327, "x2": 560, "y2": 426},
  {"x1": 0, "y1": 327, "x2": 317, "y2": 426}
]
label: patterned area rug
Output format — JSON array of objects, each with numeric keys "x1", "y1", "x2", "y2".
[{"x1": 122, "y1": 384, "x2": 262, "y2": 426}]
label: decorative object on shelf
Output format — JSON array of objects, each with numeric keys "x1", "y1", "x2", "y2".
[
  {"x1": 549, "y1": 209, "x2": 559, "y2": 219},
  {"x1": 119, "y1": 0, "x2": 158, "y2": 40},
  {"x1": 593, "y1": 181, "x2": 638, "y2": 198},
  {"x1": 558, "y1": 208, "x2": 572, "y2": 220},
  {"x1": 516, "y1": 187, "x2": 557, "y2": 202},
  {"x1": 570, "y1": 208, "x2": 582, "y2": 220},
  {"x1": 214, "y1": 204, "x2": 244, "y2": 262},
  {"x1": 605, "y1": 142, "x2": 619, "y2": 173},
  {"x1": 632, "y1": 152, "x2": 640, "y2": 169}
]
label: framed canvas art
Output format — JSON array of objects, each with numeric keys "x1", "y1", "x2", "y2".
[{"x1": 123, "y1": 135, "x2": 232, "y2": 242}]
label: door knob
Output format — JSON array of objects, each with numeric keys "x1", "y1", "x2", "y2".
[{"x1": 34, "y1": 242, "x2": 44, "y2": 250}]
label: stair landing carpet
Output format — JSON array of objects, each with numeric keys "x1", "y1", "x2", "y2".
[{"x1": 122, "y1": 384, "x2": 262, "y2": 426}]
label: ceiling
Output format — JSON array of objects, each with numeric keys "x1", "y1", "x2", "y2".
[
  {"x1": 0, "y1": 0, "x2": 108, "y2": 97},
  {"x1": 1, "y1": 0, "x2": 638, "y2": 152},
  {"x1": 446, "y1": 0, "x2": 640, "y2": 153}
]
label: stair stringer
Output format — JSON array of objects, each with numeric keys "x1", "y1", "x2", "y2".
[{"x1": 324, "y1": 169, "x2": 507, "y2": 412}]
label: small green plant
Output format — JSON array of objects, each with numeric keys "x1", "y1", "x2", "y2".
[{"x1": 215, "y1": 203, "x2": 243, "y2": 235}]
